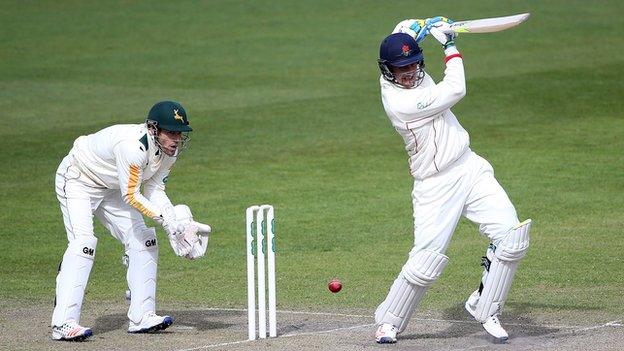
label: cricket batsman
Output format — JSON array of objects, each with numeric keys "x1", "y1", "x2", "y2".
[
  {"x1": 51, "y1": 101, "x2": 211, "y2": 341},
  {"x1": 373, "y1": 18, "x2": 532, "y2": 343}
]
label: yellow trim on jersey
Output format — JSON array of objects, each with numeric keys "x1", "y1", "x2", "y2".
[{"x1": 127, "y1": 164, "x2": 157, "y2": 218}]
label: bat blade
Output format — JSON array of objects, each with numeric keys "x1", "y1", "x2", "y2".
[{"x1": 442, "y1": 13, "x2": 530, "y2": 34}]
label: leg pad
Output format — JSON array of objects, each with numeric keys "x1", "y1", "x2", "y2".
[
  {"x1": 475, "y1": 220, "x2": 531, "y2": 321},
  {"x1": 375, "y1": 250, "x2": 449, "y2": 332}
]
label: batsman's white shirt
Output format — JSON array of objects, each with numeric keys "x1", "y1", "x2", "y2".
[
  {"x1": 69, "y1": 123, "x2": 174, "y2": 220},
  {"x1": 380, "y1": 47, "x2": 519, "y2": 254},
  {"x1": 381, "y1": 47, "x2": 468, "y2": 180}
]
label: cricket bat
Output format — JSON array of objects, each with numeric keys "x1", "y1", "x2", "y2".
[{"x1": 441, "y1": 13, "x2": 530, "y2": 34}]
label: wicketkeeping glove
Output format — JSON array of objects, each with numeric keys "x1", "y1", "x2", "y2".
[{"x1": 173, "y1": 204, "x2": 212, "y2": 260}]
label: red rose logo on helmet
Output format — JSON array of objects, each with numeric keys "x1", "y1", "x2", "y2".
[
  {"x1": 173, "y1": 109, "x2": 184, "y2": 121},
  {"x1": 401, "y1": 44, "x2": 411, "y2": 56}
]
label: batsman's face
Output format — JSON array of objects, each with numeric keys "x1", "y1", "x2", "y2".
[
  {"x1": 157, "y1": 130, "x2": 183, "y2": 156},
  {"x1": 392, "y1": 63, "x2": 419, "y2": 88}
]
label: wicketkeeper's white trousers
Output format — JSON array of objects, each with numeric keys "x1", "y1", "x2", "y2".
[
  {"x1": 54, "y1": 155, "x2": 148, "y2": 243},
  {"x1": 52, "y1": 155, "x2": 156, "y2": 327}
]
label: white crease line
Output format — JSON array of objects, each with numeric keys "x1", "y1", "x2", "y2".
[
  {"x1": 200, "y1": 307, "x2": 371, "y2": 318},
  {"x1": 174, "y1": 323, "x2": 374, "y2": 351},
  {"x1": 175, "y1": 339, "x2": 252, "y2": 351},
  {"x1": 448, "y1": 345, "x2": 491, "y2": 351},
  {"x1": 280, "y1": 323, "x2": 376, "y2": 338},
  {"x1": 574, "y1": 320, "x2": 623, "y2": 332},
  {"x1": 277, "y1": 309, "x2": 371, "y2": 318}
]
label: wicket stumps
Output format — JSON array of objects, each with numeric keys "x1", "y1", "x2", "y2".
[{"x1": 246, "y1": 205, "x2": 277, "y2": 340}]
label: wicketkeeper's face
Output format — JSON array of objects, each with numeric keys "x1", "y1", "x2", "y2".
[
  {"x1": 157, "y1": 130, "x2": 184, "y2": 156},
  {"x1": 392, "y1": 63, "x2": 420, "y2": 88}
]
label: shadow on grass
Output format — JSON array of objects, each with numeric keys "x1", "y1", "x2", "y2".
[
  {"x1": 94, "y1": 309, "x2": 238, "y2": 334},
  {"x1": 400, "y1": 302, "x2": 563, "y2": 341}
]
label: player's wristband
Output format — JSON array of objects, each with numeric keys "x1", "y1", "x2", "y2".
[
  {"x1": 444, "y1": 53, "x2": 462, "y2": 64},
  {"x1": 443, "y1": 40, "x2": 455, "y2": 50}
]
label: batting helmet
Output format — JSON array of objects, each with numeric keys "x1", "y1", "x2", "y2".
[{"x1": 378, "y1": 33, "x2": 425, "y2": 87}]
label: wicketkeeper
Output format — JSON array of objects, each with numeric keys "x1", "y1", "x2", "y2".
[
  {"x1": 51, "y1": 101, "x2": 211, "y2": 341},
  {"x1": 374, "y1": 18, "x2": 531, "y2": 344}
]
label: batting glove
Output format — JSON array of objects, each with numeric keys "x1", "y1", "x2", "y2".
[
  {"x1": 410, "y1": 16, "x2": 454, "y2": 43},
  {"x1": 393, "y1": 19, "x2": 428, "y2": 43},
  {"x1": 429, "y1": 24, "x2": 457, "y2": 49}
]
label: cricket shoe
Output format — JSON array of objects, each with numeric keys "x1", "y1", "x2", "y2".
[
  {"x1": 128, "y1": 312, "x2": 173, "y2": 333},
  {"x1": 465, "y1": 290, "x2": 508, "y2": 342},
  {"x1": 51, "y1": 320, "x2": 93, "y2": 341},
  {"x1": 375, "y1": 323, "x2": 398, "y2": 344}
]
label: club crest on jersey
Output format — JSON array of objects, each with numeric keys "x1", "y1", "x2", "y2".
[
  {"x1": 401, "y1": 44, "x2": 411, "y2": 56},
  {"x1": 173, "y1": 109, "x2": 184, "y2": 121}
]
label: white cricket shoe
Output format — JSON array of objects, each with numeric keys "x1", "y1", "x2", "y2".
[
  {"x1": 375, "y1": 323, "x2": 398, "y2": 344},
  {"x1": 465, "y1": 290, "x2": 508, "y2": 342},
  {"x1": 128, "y1": 312, "x2": 173, "y2": 333},
  {"x1": 51, "y1": 320, "x2": 93, "y2": 341},
  {"x1": 481, "y1": 315, "x2": 508, "y2": 342}
]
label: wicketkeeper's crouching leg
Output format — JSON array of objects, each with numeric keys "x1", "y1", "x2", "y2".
[
  {"x1": 374, "y1": 249, "x2": 449, "y2": 343},
  {"x1": 126, "y1": 226, "x2": 173, "y2": 333},
  {"x1": 465, "y1": 219, "x2": 531, "y2": 341},
  {"x1": 51, "y1": 236, "x2": 97, "y2": 341}
]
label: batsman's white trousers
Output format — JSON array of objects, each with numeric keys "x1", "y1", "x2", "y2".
[{"x1": 410, "y1": 150, "x2": 519, "y2": 256}]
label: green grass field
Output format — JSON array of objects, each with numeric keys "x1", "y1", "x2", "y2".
[{"x1": 1, "y1": 0, "x2": 622, "y2": 324}]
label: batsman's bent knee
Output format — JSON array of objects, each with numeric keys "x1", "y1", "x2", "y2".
[
  {"x1": 475, "y1": 219, "x2": 531, "y2": 322},
  {"x1": 402, "y1": 249, "x2": 449, "y2": 286},
  {"x1": 495, "y1": 219, "x2": 531, "y2": 262}
]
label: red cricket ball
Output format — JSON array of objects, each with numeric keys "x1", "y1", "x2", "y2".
[{"x1": 328, "y1": 278, "x2": 342, "y2": 293}]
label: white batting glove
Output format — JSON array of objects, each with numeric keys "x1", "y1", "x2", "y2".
[
  {"x1": 429, "y1": 26, "x2": 456, "y2": 49},
  {"x1": 392, "y1": 19, "x2": 430, "y2": 43}
]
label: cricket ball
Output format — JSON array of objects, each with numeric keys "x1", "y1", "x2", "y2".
[{"x1": 328, "y1": 278, "x2": 342, "y2": 293}]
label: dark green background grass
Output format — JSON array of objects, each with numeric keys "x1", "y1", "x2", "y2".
[{"x1": 1, "y1": 0, "x2": 622, "y2": 318}]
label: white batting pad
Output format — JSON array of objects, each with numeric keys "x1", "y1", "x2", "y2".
[
  {"x1": 126, "y1": 227, "x2": 158, "y2": 323},
  {"x1": 475, "y1": 219, "x2": 531, "y2": 321},
  {"x1": 375, "y1": 250, "x2": 449, "y2": 332},
  {"x1": 402, "y1": 249, "x2": 449, "y2": 287},
  {"x1": 51, "y1": 236, "x2": 97, "y2": 326}
]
